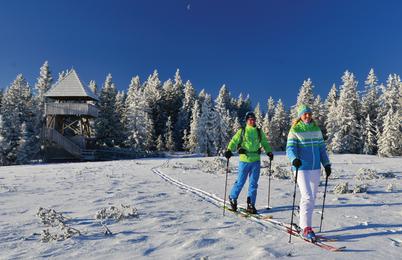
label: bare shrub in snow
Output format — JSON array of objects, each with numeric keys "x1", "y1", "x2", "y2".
[
  {"x1": 95, "y1": 204, "x2": 139, "y2": 222},
  {"x1": 333, "y1": 182, "x2": 349, "y2": 194},
  {"x1": 0, "y1": 184, "x2": 17, "y2": 192},
  {"x1": 386, "y1": 183, "x2": 396, "y2": 192},
  {"x1": 353, "y1": 184, "x2": 368, "y2": 193},
  {"x1": 355, "y1": 168, "x2": 379, "y2": 181},
  {"x1": 197, "y1": 158, "x2": 229, "y2": 174},
  {"x1": 380, "y1": 171, "x2": 396, "y2": 178},
  {"x1": 261, "y1": 165, "x2": 290, "y2": 179},
  {"x1": 36, "y1": 207, "x2": 80, "y2": 242}
]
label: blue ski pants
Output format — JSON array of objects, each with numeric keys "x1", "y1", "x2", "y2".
[{"x1": 229, "y1": 161, "x2": 261, "y2": 205}]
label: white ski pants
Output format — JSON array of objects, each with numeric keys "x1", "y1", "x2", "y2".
[{"x1": 295, "y1": 169, "x2": 321, "y2": 230}]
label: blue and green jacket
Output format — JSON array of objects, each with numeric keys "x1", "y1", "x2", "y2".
[{"x1": 286, "y1": 120, "x2": 330, "y2": 171}]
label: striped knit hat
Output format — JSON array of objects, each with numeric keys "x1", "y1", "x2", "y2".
[{"x1": 297, "y1": 104, "x2": 312, "y2": 118}]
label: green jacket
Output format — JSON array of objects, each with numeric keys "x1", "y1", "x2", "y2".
[{"x1": 227, "y1": 125, "x2": 272, "y2": 163}]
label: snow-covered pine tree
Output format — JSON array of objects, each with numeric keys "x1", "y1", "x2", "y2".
[
  {"x1": 156, "y1": 135, "x2": 165, "y2": 152},
  {"x1": 165, "y1": 116, "x2": 175, "y2": 152},
  {"x1": 0, "y1": 115, "x2": 6, "y2": 165},
  {"x1": 325, "y1": 84, "x2": 338, "y2": 152},
  {"x1": 262, "y1": 112, "x2": 273, "y2": 146},
  {"x1": 162, "y1": 78, "x2": 182, "y2": 149},
  {"x1": 89, "y1": 80, "x2": 97, "y2": 96},
  {"x1": 331, "y1": 71, "x2": 362, "y2": 154},
  {"x1": 291, "y1": 78, "x2": 315, "y2": 118},
  {"x1": 254, "y1": 103, "x2": 263, "y2": 128},
  {"x1": 361, "y1": 68, "x2": 379, "y2": 123},
  {"x1": 267, "y1": 96, "x2": 275, "y2": 122},
  {"x1": 186, "y1": 100, "x2": 201, "y2": 152},
  {"x1": 143, "y1": 70, "x2": 164, "y2": 149},
  {"x1": 115, "y1": 90, "x2": 128, "y2": 146},
  {"x1": 362, "y1": 114, "x2": 377, "y2": 155},
  {"x1": 198, "y1": 89, "x2": 206, "y2": 104},
  {"x1": 270, "y1": 99, "x2": 288, "y2": 151},
  {"x1": 236, "y1": 93, "x2": 252, "y2": 125},
  {"x1": 95, "y1": 74, "x2": 123, "y2": 147},
  {"x1": 378, "y1": 109, "x2": 401, "y2": 157},
  {"x1": 214, "y1": 109, "x2": 232, "y2": 154},
  {"x1": 176, "y1": 80, "x2": 196, "y2": 150},
  {"x1": 198, "y1": 94, "x2": 217, "y2": 156},
  {"x1": 232, "y1": 116, "x2": 241, "y2": 135},
  {"x1": 312, "y1": 95, "x2": 327, "y2": 135},
  {"x1": 35, "y1": 61, "x2": 53, "y2": 115},
  {"x1": 125, "y1": 76, "x2": 149, "y2": 151},
  {"x1": 1, "y1": 74, "x2": 38, "y2": 165},
  {"x1": 377, "y1": 74, "x2": 401, "y2": 131}
]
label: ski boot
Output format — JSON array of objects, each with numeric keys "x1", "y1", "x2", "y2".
[
  {"x1": 229, "y1": 197, "x2": 237, "y2": 211},
  {"x1": 246, "y1": 197, "x2": 257, "y2": 214},
  {"x1": 302, "y1": 227, "x2": 317, "y2": 243}
]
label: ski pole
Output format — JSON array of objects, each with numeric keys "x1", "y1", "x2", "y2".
[
  {"x1": 267, "y1": 158, "x2": 272, "y2": 209},
  {"x1": 223, "y1": 158, "x2": 230, "y2": 216},
  {"x1": 289, "y1": 166, "x2": 299, "y2": 243},
  {"x1": 319, "y1": 174, "x2": 329, "y2": 232}
]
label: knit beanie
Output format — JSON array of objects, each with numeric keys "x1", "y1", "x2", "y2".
[{"x1": 297, "y1": 104, "x2": 312, "y2": 118}]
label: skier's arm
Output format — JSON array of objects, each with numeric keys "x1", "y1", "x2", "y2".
[
  {"x1": 227, "y1": 129, "x2": 242, "y2": 152},
  {"x1": 319, "y1": 133, "x2": 331, "y2": 167},
  {"x1": 286, "y1": 129, "x2": 299, "y2": 163},
  {"x1": 260, "y1": 132, "x2": 272, "y2": 153}
]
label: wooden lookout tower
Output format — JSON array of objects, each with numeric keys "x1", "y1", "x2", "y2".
[{"x1": 43, "y1": 69, "x2": 99, "y2": 161}]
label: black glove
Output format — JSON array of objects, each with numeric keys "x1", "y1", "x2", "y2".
[
  {"x1": 224, "y1": 150, "x2": 233, "y2": 159},
  {"x1": 267, "y1": 152, "x2": 274, "y2": 161},
  {"x1": 292, "y1": 158, "x2": 302, "y2": 168},
  {"x1": 238, "y1": 148, "x2": 247, "y2": 154},
  {"x1": 324, "y1": 165, "x2": 331, "y2": 177}
]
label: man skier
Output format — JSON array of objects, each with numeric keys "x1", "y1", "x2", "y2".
[{"x1": 224, "y1": 111, "x2": 274, "y2": 214}]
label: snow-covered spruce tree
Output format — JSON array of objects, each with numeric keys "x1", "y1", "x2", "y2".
[
  {"x1": 115, "y1": 90, "x2": 128, "y2": 146},
  {"x1": 291, "y1": 78, "x2": 315, "y2": 118},
  {"x1": 232, "y1": 115, "x2": 241, "y2": 135},
  {"x1": 254, "y1": 103, "x2": 264, "y2": 128},
  {"x1": 198, "y1": 89, "x2": 207, "y2": 104},
  {"x1": 125, "y1": 76, "x2": 149, "y2": 151},
  {"x1": 165, "y1": 116, "x2": 175, "y2": 152},
  {"x1": 262, "y1": 112, "x2": 273, "y2": 146},
  {"x1": 198, "y1": 94, "x2": 217, "y2": 156},
  {"x1": 214, "y1": 85, "x2": 233, "y2": 154},
  {"x1": 270, "y1": 99, "x2": 289, "y2": 151},
  {"x1": 162, "y1": 78, "x2": 183, "y2": 149},
  {"x1": 58, "y1": 69, "x2": 69, "y2": 82},
  {"x1": 143, "y1": 70, "x2": 164, "y2": 150},
  {"x1": 186, "y1": 100, "x2": 201, "y2": 152},
  {"x1": 378, "y1": 109, "x2": 401, "y2": 157},
  {"x1": 377, "y1": 74, "x2": 401, "y2": 131},
  {"x1": 267, "y1": 96, "x2": 275, "y2": 122},
  {"x1": 236, "y1": 93, "x2": 252, "y2": 125},
  {"x1": 361, "y1": 68, "x2": 379, "y2": 124},
  {"x1": 95, "y1": 74, "x2": 123, "y2": 147},
  {"x1": 362, "y1": 114, "x2": 377, "y2": 155},
  {"x1": 156, "y1": 135, "x2": 165, "y2": 152},
  {"x1": 89, "y1": 80, "x2": 97, "y2": 96},
  {"x1": 16, "y1": 122, "x2": 37, "y2": 164},
  {"x1": 312, "y1": 95, "x2": 327, "y2": 136},
  {"x1": 325, "y1": 84, "x2": 338, "y2": 152},
  {"x1": 0, "y1": 115, "x2": 6, "y2": 165},
  {"x1": 331, "y1": 71, "x2": 362, "y2": 154},
  {"x1": 176, "y1": 80, "x2": 196, "y2": 150},
  {"x1": 1, "y1": 74, "x2": 38, "y2": 165},
  {"x1": 34, "y1": 61, "x2": 53, "y2": 116}
]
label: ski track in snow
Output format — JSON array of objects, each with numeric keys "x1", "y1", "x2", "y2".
[{"x1": 0, "y1": 154, "x2": 401, "y2": 259}]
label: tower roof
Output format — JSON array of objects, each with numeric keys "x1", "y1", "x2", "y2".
[{"x1": 45, "y1": 69, "x2": 98, "y2": 101}]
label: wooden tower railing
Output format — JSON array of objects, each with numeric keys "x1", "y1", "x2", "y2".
[{"x1": 45, "y1": 103, "x2": 98, "y2": 117}]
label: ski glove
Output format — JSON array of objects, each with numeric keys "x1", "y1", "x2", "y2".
[
  {"x1": 238, "y1": 148, "x2": 247, "y2": 154},
  {"x1": 324, "y1": 165, "x2": 331, "y2": 177},
  {"x1": 224, "y1": 150, "x2": 233, "y2": 159},
  {"x1": 292, "y1": 158, "x2": 302, "y2": 168},
  {"x1": 267, "y1": 152, "x2": 274, "y2": 161}
]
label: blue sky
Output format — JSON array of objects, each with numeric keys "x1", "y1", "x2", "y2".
[{"x1": 1, "y1": 0, "x2": 402, "y2": 108}]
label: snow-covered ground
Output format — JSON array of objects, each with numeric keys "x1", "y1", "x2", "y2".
[{"x1": 1, "y1": 153, "x2": 401, "y2": 259}]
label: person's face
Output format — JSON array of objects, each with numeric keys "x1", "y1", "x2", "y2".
[
  {"x1": 247, "y1": 117, "x2": 256, "y2": 126},
  {"x1": 300, "y1": 112, "x2": 312, "y2": 123}
]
